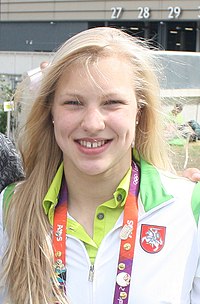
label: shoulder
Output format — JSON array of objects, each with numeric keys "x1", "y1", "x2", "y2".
[
  {"x1": 158, "y1": 169, "x2": 196, "y2": 193},
  {"x1": 0, "y1": 184, "x2": 16, "y2": 247},
  {"x1": 0, "y1": 189, "x2": 6, "y2": 248},
  {"x1": 191, "y1": 182, "x2": 200, "y2": 224},
  {"x1": 2, "y1": 184, "x2": 16, "y2": 210},
  {"x1": 140, "y1": 158, "x2": 195, "y2": 197},
  {"x1": 0, "y1": 186, "x2": 12, "y2": 262},
  {"x1": 0, "y1": 189, "x2": 5, "y2": 221},
  {"x1": 159, "y1": 170, "x2": 200, "y2": 223},
  {"x1": 139, "y1": 159, "x2": 200, "y2": 220},
  {"x1": 0, "y1": 183, "x2": 16, "y2": 222}
]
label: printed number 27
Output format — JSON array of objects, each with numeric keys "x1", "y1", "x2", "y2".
[{"x1": 111, "y1": 7, "x2": 123, "y2": 19}]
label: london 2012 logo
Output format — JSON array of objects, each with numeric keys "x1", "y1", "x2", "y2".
[{"x1": 140, "y1": 224, "x2": 166, "y2": 253}]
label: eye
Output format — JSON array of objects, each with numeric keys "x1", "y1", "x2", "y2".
[
  {"x1": 104, "y1": 100, "x2": 124, "y2": 105},
  {"x1": 64, "y1": 100, "x2": 82, "y2": 106}
]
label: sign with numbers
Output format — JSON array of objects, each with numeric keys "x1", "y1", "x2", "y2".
[{"x1": 109, "y1": 4, "x2": 200, "y2": 20}]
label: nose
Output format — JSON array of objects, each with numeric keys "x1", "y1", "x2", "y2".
[{"x1": 81, "y1": 107, "x2": 105, "y2": 133}]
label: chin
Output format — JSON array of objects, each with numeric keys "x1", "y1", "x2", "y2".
[
  {"x1": 79, "y1": 164, "x2": 108, "y2": 176},
  {"x1": 81, "y1": 168, "x2": 105, "y2": 176}
]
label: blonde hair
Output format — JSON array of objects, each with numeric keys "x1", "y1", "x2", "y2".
[{"x1": 2, "y1": 27, "x2": 172, "y2": 303}]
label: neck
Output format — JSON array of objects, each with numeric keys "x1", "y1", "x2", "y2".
[
  {"x1": 63, "y1": 158, "x2": 131, "y2": 236},
  {"x1": 64, "y1": 162, "x2": 130, "y2": 207}
]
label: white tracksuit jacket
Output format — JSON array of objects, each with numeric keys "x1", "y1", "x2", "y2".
[{"x1": 0, "y1": 160, "x2": 200, "y2": 304}]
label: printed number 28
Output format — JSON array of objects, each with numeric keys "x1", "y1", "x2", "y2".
[{"x1": 138, "y1": 7, "x2": 150, "y2": 19}]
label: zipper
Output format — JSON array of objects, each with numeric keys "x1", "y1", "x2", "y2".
[{"x1": 88, "y1": 265, "x2": 94, "y2": 282}]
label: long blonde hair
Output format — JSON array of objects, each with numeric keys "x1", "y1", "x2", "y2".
[{"x1": 2, "y1": 27, "x2": 172, "y2": 303}]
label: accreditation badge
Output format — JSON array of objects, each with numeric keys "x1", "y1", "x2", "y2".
[{"x1": 140, "y1": 224, "x2": 166, "y2": 253}]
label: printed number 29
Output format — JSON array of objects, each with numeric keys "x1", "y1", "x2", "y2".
[{"x1": 168, "y1": 7, "x2": 181, "y2": 19}]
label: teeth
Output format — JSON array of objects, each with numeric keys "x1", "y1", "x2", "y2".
[
  {"x1": 86, "y1": 142, "x2": 92, "y2": 148},
  {"x1": 79, "y1": 140, "x2": 106, "y2": 148}
]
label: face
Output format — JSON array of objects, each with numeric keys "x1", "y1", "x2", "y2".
[{"x1": 52, "y1": 56, "x2": 138, "y2": 176}]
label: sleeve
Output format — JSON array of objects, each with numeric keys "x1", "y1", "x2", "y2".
[
  {"x1": 0, "y1": 188, "x2": 9, "y2": 268},
  {"x1": 0, "y1": 190, "x2": 8, "y2": 303},
  {"x1": 0, "y1": 190, "x2": 5, "y2": 299},
  {"x1": 0, "y1": 190, "x2": 4, "y2": 256},
  {"x1": 191, "y1": 234, "x2": 200, "y2": 303},
  {"x1": 192, "y1": 277, "x2": 200, "y2": 304},
  {"x1": 191, "y1": 183, "x2": 200, "y2": 303},
  {"x1": 0, "y1": 185, "x2": 14, "y2": 254}
]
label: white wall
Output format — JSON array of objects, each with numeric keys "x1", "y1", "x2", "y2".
[{"x1": 0, "y1": 51, "x2": 54, "y2": 75}]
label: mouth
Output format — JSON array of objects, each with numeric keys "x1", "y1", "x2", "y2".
[{"x1": 76, "y1": 139, "x2": 111, "y2": 149}]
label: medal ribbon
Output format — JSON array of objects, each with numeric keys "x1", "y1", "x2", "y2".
[
  {"x1": 52, "y1": 162, "x2": 140, "y2": 304},
  {"x1": 53, "y1": 177, "x2": 67, "y2": 290},
  {"x1": 113, "y1": 162, "x2": 140, "y2": 304}
]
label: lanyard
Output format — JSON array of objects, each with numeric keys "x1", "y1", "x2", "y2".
[
  {"x1": 113, "y1": 162, "x2": 140, "y2": 304},
  {"x1": 53, "y1": 178, "x2": 68, "y2": 290},
  {"x1": 52, "y1": 162, "x2": 140, "y2": 303}
]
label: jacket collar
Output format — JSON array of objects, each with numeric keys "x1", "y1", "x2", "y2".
[
  {"x1": 42, "y1": 158, "x2": 174, "y2": 225},
  {"x1": 139, "y1": 158, "x2": 173, "y2": 212}
]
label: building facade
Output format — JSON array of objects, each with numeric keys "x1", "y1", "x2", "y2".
[{"x1": 0, "y1": 0, "x2": 200, "y2": 52}]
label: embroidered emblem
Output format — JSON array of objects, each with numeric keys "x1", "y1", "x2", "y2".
[{"x1": 140, "y1": 224, "x2": 166, "y2": 253}]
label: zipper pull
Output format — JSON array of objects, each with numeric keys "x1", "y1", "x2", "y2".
[{"x1": 88, "y1": 265, "x2": 94, "y2": 282}]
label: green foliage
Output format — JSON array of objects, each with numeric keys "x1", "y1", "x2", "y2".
[
  {"x1": 170, "y1": 142, "x2": 200, "y2": 171},
  {"x1": 0, "y1": 75, "x2": 14, "y2": 134}
]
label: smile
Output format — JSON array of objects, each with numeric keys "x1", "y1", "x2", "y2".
[{"x1": 78, "y1": 140, "x2": 109, "y2": 148}]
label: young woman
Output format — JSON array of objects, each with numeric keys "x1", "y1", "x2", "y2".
[{"x1": 0, "y1": 27, "x2": 199, "y2": 304}]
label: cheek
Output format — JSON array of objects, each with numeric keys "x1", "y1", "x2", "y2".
[
  {"x1": 121, "y1": 112, "x2": 137, "y2": 143},
  {"x1": 54, "y1": 121, "x2": 72, "y2": 139},
  {"x1": 53, "y1": 121, "x2": 72, "y2": 153},
  {"x1": 110, "y1": 110, "x2": 137, "y2": 134},
  {"x1": 53, "y1": 109, "x2": 75, "y2": 130},
  {"x1": 53, "y1": 115, "x2": 72, "y2": 142}
]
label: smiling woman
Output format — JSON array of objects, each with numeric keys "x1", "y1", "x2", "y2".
[
  {"x1": 0, "y1": 27, "x2": 200, "y2": 304},
  {"x1": 52, "y1": 57, "x2": 138, "y2": 177}
]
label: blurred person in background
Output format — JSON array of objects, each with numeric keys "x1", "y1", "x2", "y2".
[{"x1": 0, "y1": 132, "x2": 24, "y2": 193}]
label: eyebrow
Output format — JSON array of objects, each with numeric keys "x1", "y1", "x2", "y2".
[
  {"x1": 58, "y1": 89, "x2": 133, "y2": 100},
  {"x1": 58, "y1": 92, "x2": 81, "y2": 100}
]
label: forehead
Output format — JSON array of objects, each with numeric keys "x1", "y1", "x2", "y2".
[{"x1": 56, "y1": 55, "x2": 134, "y2": 89}]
